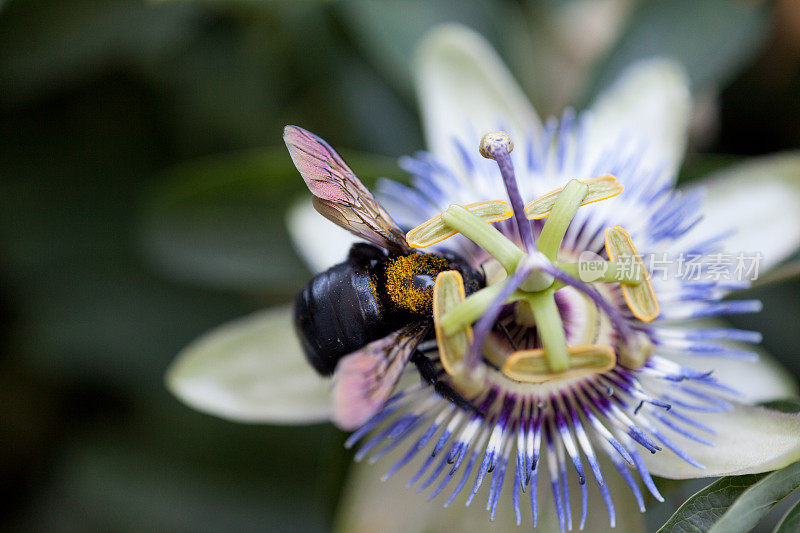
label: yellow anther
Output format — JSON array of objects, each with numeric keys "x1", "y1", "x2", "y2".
[
  {"x1": 617, "y1": 331, "x2": 655, "y2": 369},
  {"x1": 501, "y1": 344, "x2": 616, "y2": 383},
  {"x1": 433, "y1": 270, "x2": 473, "y2": 377},
  {"x1": 525, "y1": 175, "x2": 623, "y2": 220},
  {"x1": 406, "y1": 200, "x2": 513, "y2": 248},
  {"x1": 604, "y1": 226, "x2": 660, "y2": 323}
]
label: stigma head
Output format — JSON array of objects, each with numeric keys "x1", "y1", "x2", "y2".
[{"x1": 479, "y1": 131, "x2": 514, "y2": 159}]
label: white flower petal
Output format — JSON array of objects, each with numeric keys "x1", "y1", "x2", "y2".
[
  {"x1": 166, "y1": 306, "x2": 331, "y2": 424},
  {"x1": 588, "y1": 58, "x2": 691, "y2": 175},
  {"x1": 287, "y1": 200, "x2": 359, "y2": 273},
  {"x1": 335, "y1": 444, "x2": 645, "y2": 532},
  {"x1": 654, "y1": 319, "x2": 798, "y2": 403},
  {"x1": 414, "y1": 24, "x2": 540, "y2": 165},
  {"x1": 663, "y1": 346, "x2": 797, "y2": 404},
  {"x1": 687, "y1": 152, "x2": 800, "y2": 272},
  {"x1": 643, "y1": 401, "x2": 800, "y2": 479}
]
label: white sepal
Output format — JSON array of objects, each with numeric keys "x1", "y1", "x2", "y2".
[
  {"x1": 166, "y1": 306, "x2": 331, "y2": 424},
  {"x1": 588, "y1": 58, "x2": 691, "y2": 176},
  {"x1": 642, "y1": 399, "x2": 800, "y2": 479},
  {"x1": 414, "y1": 24, "x2": 540, "y2": 168},
  {"x1": 685, "y1": 152, "x2": 800, "y2": 272}
]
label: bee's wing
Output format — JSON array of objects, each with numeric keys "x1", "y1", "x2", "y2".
[
  {"x1": 284, "y1": 125, "x2": 412, "y2": 255},
  {"x1": 331, "y1": 322, "x2": 428, "y2": 430}
]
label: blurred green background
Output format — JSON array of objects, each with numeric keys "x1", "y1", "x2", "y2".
[{"x1": 1, "y1": 0, "x2": 799, "y2": 530}]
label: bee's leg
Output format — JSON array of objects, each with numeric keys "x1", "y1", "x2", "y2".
[
  {"x1": 410, "y1": 352, "x2": 479, "y2": 414},
  {"x1": 410, "y1": 350, "x2": 438, "y2": 384}
]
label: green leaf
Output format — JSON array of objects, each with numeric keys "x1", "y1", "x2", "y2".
[
  {"x1": 148, "y1": 4, "x2": 338, "y2": 150},
  {"x1": 586, "y1": 0, "x2": 768, "y2": 102},
  {"x1": 708, "y1": 461, "x2": 800, "y2": 533},
  {"x1": 17, "y1": 419, "x2": 345, "y2": 531},
  {"x1": 139, "y1": 146, "x2": 400, "y2": 292},
  {"x1": 658, "y1": 459, "x2": 800, "y2": 533},
  {"x1": 761, "y1": 399, "x2": 800, "y2": 414},
  {"x1": 0, "y1": 0, "x2": 200, "y2": 105},
  {"x1": 775, "y1": 498, "x2": 800, "y2": 533},
  {"x1": 656, "y1": 397, "x2": 800, "y2": 532},
  {"x1": 678, "y1": 154, "x2": 742, "y2": 185},
  {"x1": 657, "y1": 474, "x2": 769, "y2": 533}
]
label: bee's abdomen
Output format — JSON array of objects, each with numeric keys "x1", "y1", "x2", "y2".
[{"x1": 294, "y1": 260, "x2": 390, "y2": 375}]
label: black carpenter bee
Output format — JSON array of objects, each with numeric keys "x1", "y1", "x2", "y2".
[{"x1": 285, "y1": 125, "x2": 484, "y2": 429}]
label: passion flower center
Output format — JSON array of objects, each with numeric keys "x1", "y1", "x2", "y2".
[{"x1": 407, "y1": 131, "x2": 660, "y2": 387}]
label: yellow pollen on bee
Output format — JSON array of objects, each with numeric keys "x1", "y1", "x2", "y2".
[
  {"x1": 366, "y1": 274, "x2": 380, "y2": 309},
  {"x1": 383, "y1": 254, "x2": 450, "y2": 314}
]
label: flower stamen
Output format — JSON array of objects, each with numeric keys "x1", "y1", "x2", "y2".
[
  {"x1": 500, "y1": 344, "x2": 617, "y2": 383},
  {"x1": 537, "y1": 179, "x2": 589, "y2": 261},
  {"x1": 439, "y1": 204, "x2": 524, "y2": 273},
  {"x1": 605, "y1": 226, "x2": 660, "y2": 322},
  {"x1": 432, "y1": 270, "x2": 485, "y2": 392},
  {"x1": 439, "y1": 280, "x2": 517, "y2": 336},
  {"x1": 556, "y1": 260, "x2": 643, "y2": 284},
  {"x1": 424, "y1": 132, "x2": 648, "y2": 380},
  {"x1": 524, "y1": 175, "x2": 624, "y2": 220},
  {"x1": 524, "y1": 290, "x2": 571, "y2": 372},
  {"x1": 405, "y1": 200, "x2": 512, "y2": 248}
]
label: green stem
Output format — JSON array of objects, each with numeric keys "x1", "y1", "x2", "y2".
[
  {"x1": 442, "y1": 205, "x2": 553, "y2": 290},
  {"x1": 537, "y1": 180, "x2": 588, "y2": 262},
  {"x1": 556, "y1": 261, "x2": 643, "y2": 284},
  {"x1": 440, "y1": 282, "x2": 506, "y2": 335},
  {"x1": 442, "y1": 205, "x2": 523, "y2": 272},
  {"x1": 527, "y1": 291, "x2": 570, "y2": 372}
]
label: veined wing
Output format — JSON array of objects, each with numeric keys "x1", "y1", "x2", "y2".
[
  {"x1": 284, "y1": 125, "x2": 411, "y2": 254},
  {"x1": 331, "y1": 322, "x2": 429, "y2": 430}
]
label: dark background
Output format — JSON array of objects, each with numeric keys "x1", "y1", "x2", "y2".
[{"x1": 1, "y1": 0, "x2": 799, "y2": 530}]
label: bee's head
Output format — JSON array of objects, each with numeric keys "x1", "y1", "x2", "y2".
[{"x1": 381, "y1": 252, "x2": 483, "y2": 316}]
